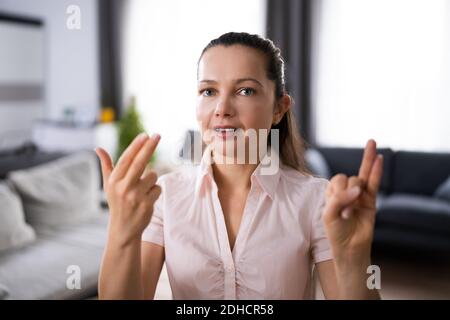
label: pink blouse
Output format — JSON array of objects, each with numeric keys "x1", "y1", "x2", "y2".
[{"x1": 141, "y1": 148, "x2": 333, "y2": 299}]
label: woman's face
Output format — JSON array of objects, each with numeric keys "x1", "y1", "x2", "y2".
[{"x1": 196, "y1": 44, "x2": 287, "y2": 162}]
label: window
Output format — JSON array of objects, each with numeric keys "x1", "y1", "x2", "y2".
[
  {"x1": 123, "y1": 0, "x2": 266, "y2": 164},
  {"x1": 312, "y1": 0, "x2": 450, "y2": 151}
]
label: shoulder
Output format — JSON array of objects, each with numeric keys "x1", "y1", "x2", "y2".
[
  {"x1": 280, "y1": 166, "x2": 329, "y2": 193},
  {"x1": 277, "y1": 166, "x2": 330, "y2": 212},
  {"x1": 156, "y1": 165, "x2": 198, "y2": 202},
  {"x1": 278, "y1": 167, "x2": 330, "y2": 226},
  {"x1": 157, "y1": 164, "x2": 197, "y2": 185}
]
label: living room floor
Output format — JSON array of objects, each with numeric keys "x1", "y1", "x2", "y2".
[
  {"x1": 314, "y1": 247, "x2": 450, "y2": 300},
  {"x1": 372, "y1": 248, "x2": 450, "y2": 300}
]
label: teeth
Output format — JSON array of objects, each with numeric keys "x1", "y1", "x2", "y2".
[{"x1": 215, "y1": 128, "x2": 235, "y2": 132}]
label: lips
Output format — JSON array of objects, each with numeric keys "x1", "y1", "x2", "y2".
[
  {"x1": 212, "y1": 125, "x2": 238, "y2": 139},
  {"x1": 213, "y1": 125, "x2": 237, "y2": 132}
]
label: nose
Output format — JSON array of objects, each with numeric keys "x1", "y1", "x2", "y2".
[{"x1": 214, "y1": 95, "x2": 235, "y2": 118}]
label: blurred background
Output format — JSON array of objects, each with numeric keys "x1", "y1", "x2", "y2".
[{"x1": 0, "y1": 0, "x2": 449, "y2": 300}]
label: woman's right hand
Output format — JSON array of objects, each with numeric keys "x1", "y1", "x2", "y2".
[{"x1": 95, "y1": 132, "x2": 162, "y2": 247}]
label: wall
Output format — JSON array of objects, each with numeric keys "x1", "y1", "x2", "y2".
[{"x1": 0, "y1": 0, "x2": 100, "y2": 149}]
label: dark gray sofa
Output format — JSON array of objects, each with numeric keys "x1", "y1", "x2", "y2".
[{"x1": 307, "y1": 147, "x2": 450, "y2": 255}]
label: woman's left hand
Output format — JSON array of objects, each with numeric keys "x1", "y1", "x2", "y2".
[{"x1": 322, "y1": 139, "x2": 384, "y2": 262}]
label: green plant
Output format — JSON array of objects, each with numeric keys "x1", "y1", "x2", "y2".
[{"x1": 115, "y1": 96, "x2": 156, "y2": 165}]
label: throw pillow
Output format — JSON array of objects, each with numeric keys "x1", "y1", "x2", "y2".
[
  {"x1": 434, "y1": 176, "x2": 450, "y2": 202},
  {"x1": 8, "y1": 151, "x2": 101, "y2": 227},
  {"x1": 0, "y1": 181, "x2": 36, "y2": 252},
  {"x1": 305, "y1": 148, "x2": 331, "y2": 179}
]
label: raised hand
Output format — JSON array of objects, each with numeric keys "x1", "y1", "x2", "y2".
[
  {"x1": 95, "y1": 133, "x2": 162, "y2": 247},
  {"x1": 322, "y1": 139, "x2": 384, "y2": 259}
]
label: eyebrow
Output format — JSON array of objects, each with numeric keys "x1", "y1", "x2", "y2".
[{"x1": 199, "y1": 78, "x2": 263, "y2": 87}]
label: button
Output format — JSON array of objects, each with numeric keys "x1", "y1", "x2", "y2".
[{"x1": 225, "y1": 265, "x2": 234, "y2": 273}]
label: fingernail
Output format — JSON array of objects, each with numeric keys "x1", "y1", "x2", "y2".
[
  {"x1": 138, "y1": 132, "x2": 148, "y2": 141},
  {"x1": 151, "y1": 133, "x2": 161, "y2": 141},
  {"x1": 348, "y1": 186, "x2": 361, "y2": 197},
  {"x1": 342, "y1": 208, "x2": 352, "y2": 219}
]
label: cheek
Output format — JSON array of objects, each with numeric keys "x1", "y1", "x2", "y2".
[
  {"x1": 196, "y1": 100, "x2": 211, "y2": 129},
  {"x1": 196, "y1": 100, "x2": 215, "y2": 144},
  {"x1": 195, "y1": 104, "x2": 202, "y2": 125},
  {"x1": 240, "y1": 102, "x2": 274, "y2": 131}
]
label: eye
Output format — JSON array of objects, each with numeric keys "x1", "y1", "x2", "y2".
[
  {"x1": 238, "y1": 87, "x2": 255, "y2": 96},
  {"x1": 199, "y1": 88, "x2": 215, "y2": 97}
]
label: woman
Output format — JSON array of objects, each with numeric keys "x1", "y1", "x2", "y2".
[{"x1": 96, "y1": 32, "x2": 383, "y2": 300}]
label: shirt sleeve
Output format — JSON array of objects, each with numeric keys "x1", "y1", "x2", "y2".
[
  {"x1": 141, "y1": 177, "x2": 165, "y2": 247},
  {"x1": 310, "y1": 179, "x2": 334, "y2": 264}
]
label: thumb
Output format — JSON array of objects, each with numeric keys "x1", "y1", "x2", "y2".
[
  {"x1": 323, "y1": 186, "x2": 361, "y2": 222},
  {"x1": 95, "y1": 147, "x2": 113, "y2": 187}
]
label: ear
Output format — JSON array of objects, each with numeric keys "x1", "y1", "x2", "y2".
[{"x1": 272, "y1": 94, "x2": 292, "y2": 125}]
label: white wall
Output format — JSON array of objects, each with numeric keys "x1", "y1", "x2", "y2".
[
  {"x1": 0, "y1": 0, "x2": 100, "y2": 149},
  {"x1": 311, "y1": 0, "x2": 450, "y2": 152},
  {"x1": 0, "y1": 22, "x2": 44, "y2": 83}
]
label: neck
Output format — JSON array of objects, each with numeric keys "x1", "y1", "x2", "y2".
[{"x1": 211, "y1": 155, "x2": 257, "y2": 193}]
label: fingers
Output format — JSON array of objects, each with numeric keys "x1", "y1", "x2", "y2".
[
  {"x1": 324, "y1": 184, "x2": 361, "y2": 221},
  {"x1": 341, "y1": 176, "x2": 365, "y2": 220},
  {"x1": 325, "y1": 174, "x2": 361, "y2": 221},
  {"x1": 332, "y1": 174, "x2": 348, "y2": 191},
  {"x1": 348, "y1": 176, "x2": 364, "y2": 189},
  {"x1": 326, "y1": 174, "x2": 348, "y2": 217},
  {"x1": 110, "y1": 132, "x2": 150, "y2": 181},
  {"x1": 125, "y1": 134, "x2": 161, "y2": 184},
  {"x1": 147, "y1": 184, "x2": 162, "y2": 202},
  {"x1": 137, "y1": 170, "x2": 158, "y2": 196},
  {"x1": 367, "y1": 154, "x2": 384, "y2": 196},
  {"x1": 325, "y1": 139, "x2": 383, "y2": 224},
  {"x1": 95, "y1": 147, "x2": 114, "y2": 187},
  {"x1": 358, "y1": 139, "x2": 377, "y2": 184},
  {"x1": 136, "y1": 184, "x2": 162, "y2": 217}
]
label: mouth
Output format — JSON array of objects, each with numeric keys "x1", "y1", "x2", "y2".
[{"x1": 213, "y1": 126, "x2": 238, "y2": 139}]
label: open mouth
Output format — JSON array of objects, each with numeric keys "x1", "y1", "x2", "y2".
[
  {"x1": 213, "y1": 126, "x2": 238, "y2": 139},
  {"x1": 214, "y1": 128, "x2": 236, "y2": 133}
]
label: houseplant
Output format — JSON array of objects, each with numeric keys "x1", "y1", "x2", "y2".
[{"x1": 116, "y1": 96, "x2": 156, "y2": 165}]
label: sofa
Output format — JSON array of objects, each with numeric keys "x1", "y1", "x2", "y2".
[
  {"x1": 0, "y1": 143, "x2": 108, "y2": 299},
  {"x1": 306, "y1": 146, "x2": 450, "y2": 255}
]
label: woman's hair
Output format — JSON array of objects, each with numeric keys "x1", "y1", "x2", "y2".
[{"x1": 199, "y1": 32, "x2": 310, "y2": 174}]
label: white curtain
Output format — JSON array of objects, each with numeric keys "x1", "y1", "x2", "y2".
[
  {"x1": 122, "y1": 0, "x2": 266, "y2": 164},
  {"x1": 312, "y1": 0, "x2": 450, "y2": 152}
]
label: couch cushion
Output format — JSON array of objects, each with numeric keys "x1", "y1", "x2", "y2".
[
  {"x1": 33, "y1": 213, "x2": 109, "y2": 248},
  {"x1": 434, "y1": 176, "x2": 450, "y2": 202},
  {"x1": 376, "y1": 194, "x2": 450, "y2": 234},
  {"x1": 0, "y1": 213, "x2": 108, "y2": 299},
  {"x1": 0, "y1": 181, "x2": 36, "y2": 252},
  {"x1": 392, "y1": 151, "x2": 450, "y2": 196},
  {"x1": 8, "y1": 151, "x2": 101, "y2": 227},
  {"x1": 316, "y1": 147, "x2": 394, "y2": 193},
  {"x1": 0, "y1": 283, "x2": 9, "y2": 299},
  {"x1": 305, "y1": 148, "x2": 331, "y2": 179},
  {"x1": 0, "y1": 143, "x2": 66, "y2": 180},
  {"x1": 373, "y1": 225, "x2": 450, "y2": 253}
]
